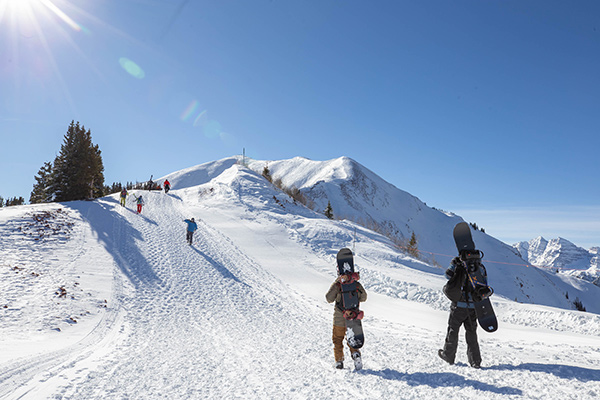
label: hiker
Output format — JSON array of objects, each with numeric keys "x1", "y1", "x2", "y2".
[
  {"x1": 438, "y1": 256, "x2": 483, "y2": 368},
  {"x1": 184, "y1": 218, "x2": 198, "y2": 245},
  {"x1": 120, "y1": 188, "x2": 128, "y2": 207},
  {"x1": 164, "y1": 179, "x2": 171, "y2": 193},
  {"x1": 135, "y1": 195, "x2": 144, "y2": 214},
  {"x1": 326, "y1": 270, "x2": 367, "y2": 370}
]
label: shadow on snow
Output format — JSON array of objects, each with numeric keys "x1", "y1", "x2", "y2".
[
  {"x1": 65, "y1": 198, "x2": 162, "y2": 289},
  {"x1": 489, "y1": 363, "x2": 600, "y2": 383},
  {"x1": 190, "y1": 246, "x2": 249, "y2": 287},
  {"x1": 362, "y1": 368, "x2": 522, "y2": 395}
]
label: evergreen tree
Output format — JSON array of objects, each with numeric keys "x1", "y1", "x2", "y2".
[
  {"x1": 324, "y1": 200, "x2": 334, "y2": 219},
  {"x1": 407, "y1": 231, "x2": 419, "y2": 259},
  {"x1": 30, "y1": 161, "x2": 54, "y2": 204},
  {"x1": 262, "y1": 164, "x2": 272, "y2": 183},
  {"x1": 6, "y1": 197, "x2": 25, "y2": 206},
  {"x1": 110, "y1": 182, "x2": 123, "y2": 194},
  {"x1": 51, "y1": 121, "x2": 105, "y2": 201}
]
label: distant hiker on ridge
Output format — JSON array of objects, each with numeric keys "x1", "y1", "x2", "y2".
[
  {"x1": 134, "y1": 194, "x2": 144, "y2": 214},
  {"x1": 147, "y1": 175, "x2": 154, "y2": 191},
  {"x1": 184, "y1": 218, "x2": 198, "y2": 245},
  {"x1": 120, "y1": 188, "x2": 128, "y2": 207},
  {"x1": 164, "y1": 179, "x2": 171, "y2": 194}
]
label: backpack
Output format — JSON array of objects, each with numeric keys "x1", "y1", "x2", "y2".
[{"x1": 443, "y1": 264, "x2": 467, "y2": 302}]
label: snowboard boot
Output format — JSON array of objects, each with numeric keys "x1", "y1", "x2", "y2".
[
  {"x1": 352, "y1": 352, "x2": 362, "y2": 371},
  {"x1": 335, "y1": 361, "x2": 343, "y2": 369},
  {"x1": 438, "y1": 349, "x2": 454, "y2": 365}
]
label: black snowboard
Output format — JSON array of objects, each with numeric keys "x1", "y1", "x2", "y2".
[
  {"x1": 452, "y1": 222, "x2": 498, "y2": 333},
  {"x1": 336, "y1": 248, "x2": 364, "y2": 349}
]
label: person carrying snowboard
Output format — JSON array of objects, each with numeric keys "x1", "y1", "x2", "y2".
[
  {"x1": 184, "y1": 218, "x2": 198, "y2": 245},
  {"x1": 164, "y1": 179, "x2": 171, "y2": 193},
  {"x1": 326, "y1": 273, "x2": 367, "y2": 370},
  {"x1": 438, "y1": 256, "x2": 483, "y2": 368},
  {"x1": 120, "y1": 188, "x2": 128, "y2": 207}
]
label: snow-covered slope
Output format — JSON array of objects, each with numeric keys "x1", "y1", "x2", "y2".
[
  {"x1": 1, "y1": 157, "x2": 600, "y2": 399},
  {"x1": 239, "y1": 156, "x2": 599, "y2": 312}
]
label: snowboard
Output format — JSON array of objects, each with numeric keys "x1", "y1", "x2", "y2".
[
  {"x1": 336, "y1": 248, "x2": 364, "y2": 349},
  {"x1": 452, "y1": 222, "x2": 498, "y2": 333}
]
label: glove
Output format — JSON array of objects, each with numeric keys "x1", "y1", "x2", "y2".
[{"x1": 451, "y1": 257, "x2": 463, "y2": 268}]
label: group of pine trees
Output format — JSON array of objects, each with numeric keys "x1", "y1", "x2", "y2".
[
  {"x1": 0, "y1": 196, "x2": 25, "y2": 207},
  {"x1": 30, "y1": 121, "x2": 105, "y2": 204}
]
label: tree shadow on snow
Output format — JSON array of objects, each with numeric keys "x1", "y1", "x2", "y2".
[
  {"x1": 190, "y1": 246, "x2": 248, "y2": 286},
  {"x1": 362, "y1": 368, "x2": 522, "y2": 395},
  {"x1": 65, "y1": 199, "x2": 162, "y2": 289},
  {"x1": 489, "y1": 363, "x2": 600, "y2": 382}
]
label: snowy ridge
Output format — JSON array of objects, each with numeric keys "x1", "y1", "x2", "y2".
[{"x1": 1, "y1": 157, "x2": 600, "y2": 398}]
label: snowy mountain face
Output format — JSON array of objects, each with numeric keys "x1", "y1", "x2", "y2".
[
  {"x1": 515, "y1": 237, "x2": 600, "y2": 286},
  {"x1": 2, "y1": 155, "x2": 600, "y2": 399},
  {"x1": 242, "y1": 156, "x2": 600, "y2": 311}
]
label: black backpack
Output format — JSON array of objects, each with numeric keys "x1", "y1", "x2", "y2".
[{"x1": 443, "y1": 264, "x2": 467, "y2": 302}]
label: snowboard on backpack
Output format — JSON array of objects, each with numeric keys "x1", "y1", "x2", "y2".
[
  {"x1": 453, "y1": 222, "x2": 498, "y2": 333},
  {"x1": 336, "y1": 248, "x2": 364, "y2": 349}
]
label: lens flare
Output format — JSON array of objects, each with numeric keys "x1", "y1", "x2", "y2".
[
  {"x1": 181, "y1": 100, "x2": 199, "y2": 121},
  {"x1": 40, "y1": 0, "x2": 82, "y2": 32},
  {"x1": 203, "y1": 120, "x2": 222, "y2": 139},
  {"x1": 119, "y1": 57, "x2": 145, "y2": 79},
  {"x1": 193, "y1": 109, "x2": 207, "y2": 126}
]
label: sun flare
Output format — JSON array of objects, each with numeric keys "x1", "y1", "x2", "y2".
[{"x1": 1, "y1": 0, "x2": 82, "y2": 32}]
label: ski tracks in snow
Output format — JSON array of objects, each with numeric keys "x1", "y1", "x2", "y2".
[
  {"x1": 0, "y1": 202, "x2": 125, "y2": 399},
  {"x1": 52, "y1": 193, "x2": 336, "y2": 399}
]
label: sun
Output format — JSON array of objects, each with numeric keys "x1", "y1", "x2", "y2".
[
  {"x1": 1, "y1": 0, "x2": 44, "y2": 20},
  {"x1": 0, "y1": 0, "x2": 81, "y2": 32}
]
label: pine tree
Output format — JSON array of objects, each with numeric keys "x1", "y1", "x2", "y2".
[
  {"x1": 407, "y1": 231, "x2": 419, "y2": 259},
  {"x1": 30, "y1": 161, "x2": 54, "y2": 204},
  {"x1": 51, "y1": 121, "x2": 105, "y2": 201},
  {"x1": 324, "y1": 200, "x2": 334, "y2": 219},
  {"x1": 6, "y1": 197, "x2": 25, "y2": 206},
  {"x1": 262, "y1": 164, "x2": 272, "y2": 183}
]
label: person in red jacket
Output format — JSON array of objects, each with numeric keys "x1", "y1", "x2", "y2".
[{"x1": 164, "y1": 179, "x2": 171, "y2": 193}]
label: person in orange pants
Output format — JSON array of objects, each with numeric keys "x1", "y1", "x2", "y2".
[{"x1": 326, "y1": 275, "x2": 367, "y2": 370}]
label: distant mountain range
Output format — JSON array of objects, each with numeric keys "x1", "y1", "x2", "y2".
[{"x1": 514, "y1": 237, "x2": 599, "y2": 285}]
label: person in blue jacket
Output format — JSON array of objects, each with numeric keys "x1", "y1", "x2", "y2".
[{"x1": 184, "y1": 218, "x2": 198, "y2": 245}]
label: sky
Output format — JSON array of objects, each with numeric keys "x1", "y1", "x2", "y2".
[{"x1": 1, "y1": 0, "x2": 599, "y2": 249}]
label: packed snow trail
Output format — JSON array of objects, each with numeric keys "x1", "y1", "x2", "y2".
[
  {"x1": 36, "y1": 192, "x2": 337, "y2": 398},
  {"x1": 1, "y1": 167, "x2": 600, "y2": 399}
]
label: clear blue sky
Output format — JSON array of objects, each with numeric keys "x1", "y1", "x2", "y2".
[{"x1": 1, "y1": 0, "x2": 599, "y2": 248}]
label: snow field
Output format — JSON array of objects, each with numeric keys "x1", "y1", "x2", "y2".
[{"x1": 0, "y1": 162, "x2": 599, "y2": 399}]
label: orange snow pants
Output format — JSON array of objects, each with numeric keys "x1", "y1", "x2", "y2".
[{"x1": 332, "y1": 325, "x2": 360, "y2": 362}]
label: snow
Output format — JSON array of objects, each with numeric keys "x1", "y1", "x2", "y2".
[{"x1": 1, "y1": 156, "x2": 600, "y2": 399}]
